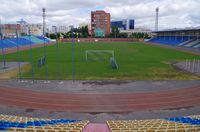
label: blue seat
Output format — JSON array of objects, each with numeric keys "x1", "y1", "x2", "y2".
[{"x1": 148, "y1": 36, "x2": 197, "y2": 47}]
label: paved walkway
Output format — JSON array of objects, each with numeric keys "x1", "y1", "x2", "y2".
[{"x1": 83, "y1": 123, "x2": 110, "y2": 132}]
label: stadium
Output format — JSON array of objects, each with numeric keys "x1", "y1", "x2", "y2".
[{"x1": 0, "y1": 1, "x2": 200, "y2": 132}]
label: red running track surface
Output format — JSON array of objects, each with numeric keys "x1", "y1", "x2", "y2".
[{"x1": 0, "y1": 85, "x2": 200, "y2": 112}]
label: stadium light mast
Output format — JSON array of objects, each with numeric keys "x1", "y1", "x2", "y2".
[
  {"x1": 0, "y1": 16, "x2": 2, "y2": 39},
  {"x1": 0, "y1": 21, "x2": 1, "y2": 39},
  {"x1": 155, "y1": 7, "x2": 159, "y2": 31},
  {"x1": 42, "y1": 8, "x2": 46, "y2": 37},
  {"x1": 42, "y1": 8, "x2": 48, "y2": 82}
]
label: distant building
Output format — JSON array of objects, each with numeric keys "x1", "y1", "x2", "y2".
[
  {"x1": 69, "y1": 25, "x2": 74, "y2": 31},
  {"x1": 0, "y1": 24, "x2": 21, "y2": 38},
  {"x1": 58, "y1": 26, "x2": 68, "y2": 33},
  {"x1": 51, "y1": 26, "x2": 57, "y2": 33},
  {"x1": 120, "y1": 27, "x2": 152, "y2": 37},
  {"x1": 17, "y1": 19, "x2": 28, "y2": 35},
  {"x1": 17, "y1": 19, "x2": 43, "y2": 36},
  {"x1": 91, "y1": 10, "x2": 111, "y2": 37},
  {"x1": 29, "y1": 24, "x2": 43, "y2": 36},
  {"x1": 111, "y1": 19, "x2": 135, "y2": 30}
]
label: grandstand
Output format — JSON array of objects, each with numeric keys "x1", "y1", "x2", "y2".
[
  {"x1": 1, "y1": 114, "x2": 200, "y2": 131},
  {"x1": 0, "y1": 2, "x2": 200, "y2": 132},
  {"x1": 107, "y1": 116, "x2": 200, "y2": 132},
  {"x1": 0, "y1": 36, "x2": 51, "y2": 49},
  {"x1": 0, "y1": 114, "x2": 89, "y2": 131},
  {"x1": 149, "y1": 28, "x2": 200, "y2": 49}
]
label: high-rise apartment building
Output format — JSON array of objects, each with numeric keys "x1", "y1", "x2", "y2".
[{"x1": 91, "y1": 10, "x2": 110, "y2": 37}]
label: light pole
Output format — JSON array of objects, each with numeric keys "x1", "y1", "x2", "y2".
[
  {"x1": 72, "y1": 29, "x2": 75, "y2": 82},
  {"x1": 42, "y1": 8, "x2": 48, "y2": 81},
  {"x1": 16, "y1": 28, "x2": 22, "y2": 81},
  {"x1": 28, "y1": 27, "x2": 34, "y2": 82},
  {"x1": 53, "y1": 26, "x2": 60, "y2": 81},
  {"x1": 0, "y1": 23, "x2": 6, "y2": 69}
]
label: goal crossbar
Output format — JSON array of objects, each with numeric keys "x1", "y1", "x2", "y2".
[{"x1": 85, "y1": 50, "x2": 115, "y2": 61}]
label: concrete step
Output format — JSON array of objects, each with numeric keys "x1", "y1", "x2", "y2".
[{"x1": 83, "y1": 123, "x2": 110, "y2": 132}]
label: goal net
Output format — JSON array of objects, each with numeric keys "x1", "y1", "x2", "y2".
[{"x1": 85, "y1": 50, "x2": 115, "y2": 62}]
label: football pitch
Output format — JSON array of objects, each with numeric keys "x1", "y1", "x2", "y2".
[{"x1": 1, "y1": 42, "x2": 200, "y2": 80}]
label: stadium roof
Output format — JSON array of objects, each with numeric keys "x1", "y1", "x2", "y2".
[{"x1": 153, "y1": 27, "x2": 200, "y2": 33}]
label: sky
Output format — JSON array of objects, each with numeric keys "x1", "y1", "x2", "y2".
[{"x1": 0, "y1": 0, "x2": 200, "y2": 30}]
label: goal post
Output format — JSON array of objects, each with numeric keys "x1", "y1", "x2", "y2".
[{"x1": 85, "y1": 50, "x2": 115, "y2": 61}]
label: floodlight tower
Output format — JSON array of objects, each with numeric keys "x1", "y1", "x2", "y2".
[
  {"x1": 42, "y1": 8, "x2": 48, "y2": 81},
  {"x1": 42, "y1": 8, "x2": 46, "y2": 37},
  {"x1": 0, "y1": 17, "x2": 2, "y2": 39},
  {"x1": 155, "y1": 7, "x2": 159, "y2": 31}
]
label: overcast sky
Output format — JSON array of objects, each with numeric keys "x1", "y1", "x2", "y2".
[{"x1": 0, "y1": 0, "x2": 200, "y2": 30}]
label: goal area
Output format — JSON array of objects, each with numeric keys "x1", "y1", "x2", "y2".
[{"x1": 85, "y1": 50, "x2": 115, "y2": 62}]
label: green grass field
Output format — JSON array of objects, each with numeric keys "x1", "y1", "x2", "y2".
[{"x1": 1, "y1": 42, "x2": 200, "y2": 80}]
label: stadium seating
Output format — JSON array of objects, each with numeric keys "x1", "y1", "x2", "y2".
[
  {"x1": 22, "y1": 36, "x2": 44, "y2": 44},
  {"x1": 188, "y1": 115, "x2": 200, "y2": 119},
  {"x1": 0, "y1": 36, "x2": 51, "y2": 49},
  {"x1": 0, "y1": 41, "x2": 14, "y2": 48},
  {"x1": 149, "y1": 36, "x2": 200, "y2": 49},
  {"x1": 35, "y1": 36, "x2": 51, "y2": 43},
  {"x1": 0, "y1": 39, "x2": 17, "y2": 48},
  {"x1": 107, "y1": 115, "x2": 200, "y2": 132},
  {"x1": 9, "y1": 38, "x2": 34, "y2": 46},
  {"x1": 0, "y1": 114, "x2": 89, "y2": 132},
  {"x1": 1, "y1": 114, "x2": 200, "y2": 132}
]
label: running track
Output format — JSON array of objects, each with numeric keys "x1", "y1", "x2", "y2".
[{"x1": 0, "y1": 85, "x2": 200, "y2": 112}]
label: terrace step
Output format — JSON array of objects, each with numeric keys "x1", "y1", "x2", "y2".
[{"x1": 83, "y1": 123, "x2": 110, "y2": 132}]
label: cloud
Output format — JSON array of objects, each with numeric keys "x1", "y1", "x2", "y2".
[{"x1": 0, "y1": 0, "x2": 199, "y2": 30}]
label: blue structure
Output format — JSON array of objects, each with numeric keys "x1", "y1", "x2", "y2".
[
  {"x1": 149, "y1": 36, "x2": 200, "y2": 49},
  {"x1": 166, "y1": 117, "x2": 200, "y2": 125},
  {"x1": 111, "y1": 19, "x2": 135, "y2": 30},
  {"x1": 149, "y1": 29, "x2": 200, "y2": 49},
  {"x1": 0, "y1": 36, "x2": 51, "y2": 49},
  {"x1": 95, "y1": 28, "x2": 105, "y2": 37},
  {"x1": 0, "y1": 119, "x2": 80, "y2": 130},
  {"x1": 149, "y1": 36, "x2": 189, "y2": 45}
]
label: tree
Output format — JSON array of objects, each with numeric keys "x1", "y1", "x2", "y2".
[
  {"x1": 144, "y1": 33, "x2": 150, "y2": 39},
  {"x1": 80, "y1": 26, "x2": 89, "y2": 38},
  {"x1": 20, "y1": 32, "x2": 27, "y2": 36},
  {"x1": 68, "y1": 26, "x2": 89, "y2": 38},
  {"x1": 49, "y1": 33, "x2": 56, "y2": 39},
  {"x1": 110, "y1": 26, "x2": 120, "y2": 38},
  {"x1": 118, "y1": 33, "x2": 128, "y2": 38},
  {"x1": 129, "y1": 32, "x2": 150, "y2": 39},
  {"x1": 46, "y1": 33, "x2": 49, "y2": 38}
]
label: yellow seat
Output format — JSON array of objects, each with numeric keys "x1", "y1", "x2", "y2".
[
  {"x1": 166, "y1": 130, "x2": 175, "y2": 132},
  {"x1": 186, "y1": 129, "x2": 195, "y2": 132},
  {"x1": 26, "y1": 129, "x2": 35, "y2": 132},
  {"x1": 176, "y1": 130, "x2": 185, "y2": 132},
  {"x1": 146, "y1": 130, "x2": 155, "y2": 132},
  {"x1": 36, "y1": 130, "x2": 45, "y2": 132},
  {"x1": 47, "y1": 130, "x2": 56, "y2": 132},
  {"x1": 16, "y1": 128, "x2": 25, "y2": 132},
  {"x1": 8, "y1": 128, "x2": 16, "y2": 131}
]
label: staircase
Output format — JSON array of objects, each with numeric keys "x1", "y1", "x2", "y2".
[
  {"x1": 184, "y1": 39, "x2": 200, "y2": 48},
  {"x1": 178, "y1": 38, "x2": 196, "y2": 46},
  {"x1": 83, "y1": 123, "x2": 111, "y2": 132},
  {"x1": 193, "y1": 43, "x2": 200, "y2": 48}
]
